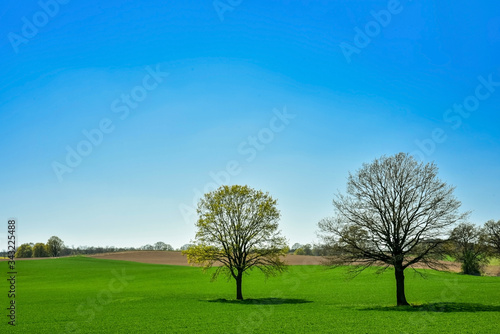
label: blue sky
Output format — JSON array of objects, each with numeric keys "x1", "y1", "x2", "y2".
[{"x1": 1, "y1": 0, "x2": 499, "y2": 249}]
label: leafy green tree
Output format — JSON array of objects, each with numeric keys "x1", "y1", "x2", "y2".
[
  {"x1": 47, "y1": 236, "x2": 64, "y2": 257},
  {"x1": 303, "y1": 244, "x2": 313, "y2": 256},
  {"x1": 15, "y1": 243, "x2": 33, "y2": 258},
  {"x1": 449, "y1": 223, "x2": 489, "y2": 275},
  {"x1": 183, "y1": 185, "x2": 288, "y2": 300},
  {"x1": 318, "y1": 153, "x2": 467, "y2": 306},
  {"x1": 293, "y1": 245, "x2": 312, "y2": 255},
  {"x1": 33, "y1": 243, "x2": 49, "y2": 257},
  {"x1": 294, "y1": 248, "x2": 305, "y2": 255}
]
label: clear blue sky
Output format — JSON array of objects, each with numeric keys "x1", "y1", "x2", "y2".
[{"x1": 1, "y1": 0, "x2": 499, "y2": 249}]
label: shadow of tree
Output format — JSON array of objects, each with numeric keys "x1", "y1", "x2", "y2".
[
  {"x1": 205, "y1": 298, "x2": 313, "y2": 305},
  {"x1": 361, "y1": 302, "x2": 500, "y2": 313}
]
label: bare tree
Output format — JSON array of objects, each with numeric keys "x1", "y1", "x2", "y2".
[
  {"x1": 154, "y1": 241, "x2": 174, "y2": 251},
  {"x1": 318, "y1": 153, "x2": 467, "y2": 306},
  {"x1": 183, "y1": 185, "x2": 288, "y2": 300},
  {"x1": 485, "y1": 220, "x2": 500, "y2": 255},
  {"x1": 180, "y1": 244, "x2": 194, "y2": 251}
]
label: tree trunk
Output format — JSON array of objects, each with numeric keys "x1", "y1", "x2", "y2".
[
  {"x1": 395, "y1": 265, "x2": 409, "y2": 306},
  {"x1": 236, "y1": 271, "x2": 243, "y2": 300}
]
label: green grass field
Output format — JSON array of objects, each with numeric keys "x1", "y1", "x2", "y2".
[{"x1": 2, "y1": 257, "x2": 500, "y2": 333}]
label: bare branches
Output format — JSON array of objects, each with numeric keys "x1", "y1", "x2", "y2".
[
  {"x1": 485, "y1": 220, "x2": 500, "y2": 255},
  {"x1": 319, "y1": 153, "x2": 468, "y2": 305},
  {"x1": 319, "y1": 153, "x2": 466, "y2": 272}
]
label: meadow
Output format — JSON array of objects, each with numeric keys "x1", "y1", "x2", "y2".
[{"x1": 2, "y1": 256, "x2": 500, "y2": 333}]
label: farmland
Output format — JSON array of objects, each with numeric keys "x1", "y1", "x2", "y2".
[{"x1": 2, "y1": 254, "x2": 500, "y2": 333}]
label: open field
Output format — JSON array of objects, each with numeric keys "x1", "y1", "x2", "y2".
[
  {"x1": 87, "y1": 251, "x2": 500, "y2": 276},
  {"x1": 2, "y1": 256, "x2": 500, "y2": 333},
  {"x1": 88, "y1": 251, "x2": 326, "y2": 266}
]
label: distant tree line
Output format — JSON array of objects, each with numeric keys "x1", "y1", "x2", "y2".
[
  {"x1": 289, "y1": 243, "x2": 328, "y2": 256},
  {"x1": 3, "y1": 239, "x2": 182, "y2": 258},
  {"x1": 139, "y1": 241, "x2": 175, "y2": 251},
  {"x1": 13, "y1": 236, "x2": 64, "y2": 258}
]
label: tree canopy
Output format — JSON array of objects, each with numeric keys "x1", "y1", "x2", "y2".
[
  {"x1": 318, "y1": 153, "x2": 467, "y2": 306},
  {"x1": 33, "y1": 243, "x2": 50, "y2": 257},
  {"x1": 15, "y1": 243, "x2": 33, "y2": 258},
  {"x1": 449, "y1": 223, "x2": 489, "y2": 275},
  {"x1": 47, "y1": 236, "x2": 64, "y2": 257},
  {"x1": 183, "y1": 185, "x2": 288, "y2": 300}
]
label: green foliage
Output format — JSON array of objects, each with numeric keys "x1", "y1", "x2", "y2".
[
  {"x1": 2, "y1": 257, "x2": 500, "y2": 333},
  {"x1": 47, "y1": 236, "x2": 64, "y2": 257},
  {"x1": 14, "y1": 243, "x2": 33, "y2": 258},
  {"x1": 184, "y1": 244, "x2": 223, "y2": 279},
  {"x1": 294, "y1": 248, "x2": 305, "y2": 255},
  {"x1": 184, "y1": 185, "x2": 288, "y2": 299},
  {"x1": 292, "y1": 244, "x2": 313, "y2": 256},
  {"x1": 32, "y1": 243, "x2": 49, "y2": 257},
  {"x1": 449, "y1": 223, "x2": 489, "y2": 275},
  {"x1": 303, "y1": 244, "x2": 313, "y2": 255},
  {"x1": 461, "y1": 249, "x2": 482, "y2": 276}
]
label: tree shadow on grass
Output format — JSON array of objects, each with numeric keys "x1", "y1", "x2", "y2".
[
  {"x1": 205, "y1": 298, "x2": 313, "y2": 305},
  {"x1": 361, "y1": 302, "x2": 500, "y2": 313}
]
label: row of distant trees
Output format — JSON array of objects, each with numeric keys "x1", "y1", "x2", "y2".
[
  {"x1": 10, "y1": 240, "x2": 346, "y2": 258},
  {"x1": 14, "y1": 236, "x2": 64, "y2": 258},
  {"x1": 7, "y1": 239, "x2": 194, "y2": 258},
  {"x1": 289, "y1": 243, "x2": 327, "y2": 256}
]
